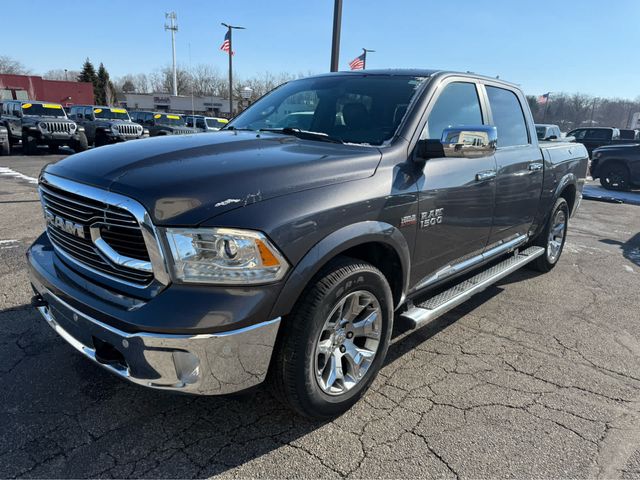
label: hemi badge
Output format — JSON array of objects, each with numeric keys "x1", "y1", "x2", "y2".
[{"x1": 400, "y1": 214, "x2": 417, "y2": 227}]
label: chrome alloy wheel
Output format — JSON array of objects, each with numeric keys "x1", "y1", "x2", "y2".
[
  {"x1": 314, "y1": 290, "x2": 382, "y2": 396},
  {"x1": 547, "y1": 209, "x2": 566, "y2": 264}
]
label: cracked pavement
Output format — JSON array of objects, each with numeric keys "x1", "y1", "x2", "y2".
[{"x1": 2, "y1": 154, "x2": 640, "y2": 478}]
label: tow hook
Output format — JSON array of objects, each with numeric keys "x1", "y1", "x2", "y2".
[{"x1": 31, "y1": 294, "x2": 47, "y2": 308}]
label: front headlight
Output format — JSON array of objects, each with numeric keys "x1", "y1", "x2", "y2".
[
  {"x1": 38, "y1": 123, "x2": 47, "y2": 132},
  {"x1": 111, "y1": 125, "x2": 119, "y2": 135},
  {"x1": 592, "y1": 151, "x2": 601, "y2": 159},
  {"x1": 164, "y1": 227, "x2": 288, "y2": 284}
]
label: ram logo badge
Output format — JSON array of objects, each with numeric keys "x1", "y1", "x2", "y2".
[
  {"x1": 420, "y1": 208, "x2": 444, "y2": 228},
  {"x1": 45, "y1": 210, "x2": 85, "y2": 239}
]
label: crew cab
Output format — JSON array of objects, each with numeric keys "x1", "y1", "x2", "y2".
[
  {"x1": 566, "y1": 127, "x2": 638, "y2": 156},
  {"x1": 129, "y1": 111, "x2": 196, "y2": 136},
  {"x1": 27, "y1": 70, "x2": 587, "y2": 418},
  {"x1": 0, "y1": 100, "x2": 88, "y2": 154},
  {"x1": 591, "y1": 143, "x2": 640, "y2": 190},
  {"x1": 68, "y1": 105, "x2": 147, "y2": 146}
]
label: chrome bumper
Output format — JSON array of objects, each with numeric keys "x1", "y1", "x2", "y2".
[{"x1": 34, "y1": 287, "x2": 281, "y2": 395}]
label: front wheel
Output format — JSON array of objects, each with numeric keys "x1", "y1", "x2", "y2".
[
  {"x1": 271, "y1": 258, "x2": 393, "y2": 418},
  {"x1": 1, "y1": 137, "x2": 9, "y2": 156},
  {"x1": 72, "y1": 132, "x2": 88, "y2": 153},
  {"x1": 22, "y1": 132, "x2": 38, "y2": 155},
  {"x1": 529, "y1": 197, "x2": 569, "y2": 272}
]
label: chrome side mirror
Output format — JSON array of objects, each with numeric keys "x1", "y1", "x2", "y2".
[{"x1": 441, "y1": 125, "x2": 497, "y2": 158}]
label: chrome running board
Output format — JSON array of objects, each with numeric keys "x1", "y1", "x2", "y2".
[{"x1": 401, "y1": 246, "x2": 545, "y2": 329}]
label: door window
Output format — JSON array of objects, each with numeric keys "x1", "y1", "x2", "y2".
[
  {"x1": 196, "y1": 119, "x2": 206, "y2": 129},
  {"x1": 585, "y1": 129, "x2": 610, "y2": 140},
  {"x1": 486, "y1": 86, "x2": 529, "y2": 147},
  {"x1": 421, "y1": 82, "x2": 483, "y2": 140}
]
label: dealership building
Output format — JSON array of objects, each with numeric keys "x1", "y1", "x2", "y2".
[
  {"x1": 0, "y1": 74, "x2": 94, "y2": 105},
  {"x1": 117, "y1": 93, "x2": 230, "y2": 117}
]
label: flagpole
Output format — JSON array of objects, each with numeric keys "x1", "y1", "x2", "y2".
[
  {"x1": 542, "y1": 92, "x2": 551, "y2": 123},
  {"x1": 222, "y1": 23, "x2": 245, "y2": 117},
  {"x1": 362, "y1": 48, "x2": 375, "y2": 70}
]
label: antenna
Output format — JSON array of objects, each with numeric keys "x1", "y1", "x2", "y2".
[{"x1": 165, "y1": 12, "x2": 178, "y2": 96}]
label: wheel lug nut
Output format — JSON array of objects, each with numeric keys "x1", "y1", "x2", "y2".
[
  {"x1": 346, "y1": 332, "x2": 353, "y2": 339},
  {"x1": 340, "y1": 345, "x2": 346, "y2": 353}
]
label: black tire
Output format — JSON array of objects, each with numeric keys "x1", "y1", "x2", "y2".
[
  {"x1": 271, "y1": 257, "x2": 393, "y2": 419},
  {"x1": 94, "y1": 131, "x2": 107, "y2": 147},
  {"x1": 529, "y1": 197, "x2": 569, "y2": 273},
  {"x1": 22, "y1": 132, "x2": 38, "y2": 155},
  {"x1": 599, "y1": 162, "x2": 631, "y2": 191},
  {"x1": 48, "y1": 144, "x2": 59, "y2": 154},
  {"x1": 73, "y1": 132, "x2": 88, "y2": 153},
  {"x1": 1, "y1": 138, "x2": 9, "y2": 156}
]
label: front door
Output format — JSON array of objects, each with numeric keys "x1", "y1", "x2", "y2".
[
  {"x1": 483, "y1": 85, "x2": 543, "y2": 247},
  {"x1": 411, "y1": 80, "x2": 496, "y2": 289}
]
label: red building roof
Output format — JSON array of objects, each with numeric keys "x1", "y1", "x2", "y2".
[{"x1": 0, "y1": 74, "x2": 94, "y2": 106}]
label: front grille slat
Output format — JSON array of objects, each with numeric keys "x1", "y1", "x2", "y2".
[{"x1": 40, "y1": 181, "x2": 154, "y2": 286}]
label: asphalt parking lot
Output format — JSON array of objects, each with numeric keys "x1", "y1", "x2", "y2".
[{"x1": 2, "y1": 152, "x2": 640, "y2": 479}]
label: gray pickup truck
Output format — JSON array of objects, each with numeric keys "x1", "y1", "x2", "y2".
[{"x1": 27, "y1": 69, "x2": 587, "y2": 418}]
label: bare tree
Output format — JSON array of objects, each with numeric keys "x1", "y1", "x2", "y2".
[
  {"x1": 43, "y1": 69, "x2": 80, "y2": 81},
  {"x1": 0, "y1": 55, "x2": 29, "y2": 75}
]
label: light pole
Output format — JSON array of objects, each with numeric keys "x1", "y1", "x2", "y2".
[
  {"x1": 165, "y1": 12, "x2": 179, "y2": 96},
  {"x1": 222, "y1": 23, "x2": 245, "y2": 116},
  {"x1": 362, "y1": 48, "x2": 375, "y2": 69},
  {"x1": 330, "y1": 0, "x2": 343, "y2": 71},
  {"x1": 64, "y1": 69, "x2": 68, "y2": 81}
]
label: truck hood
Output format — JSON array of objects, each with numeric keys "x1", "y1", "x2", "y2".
[{"x1": 44, "y1": 131, "x2": 382, "y2": 225}]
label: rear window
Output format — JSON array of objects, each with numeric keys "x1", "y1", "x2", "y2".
[{"x1": 486, "y1": 86, "x2": 529, "y2": 147}]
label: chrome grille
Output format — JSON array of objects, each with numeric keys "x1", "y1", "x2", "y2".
[
  {"x1": 39, "y1": 182, "x2": 153, "y2": 286},
  {"x1": 116, "y1": 124, "x2": 141, "y2": 136},
  {"x1": 43, "y1": 122, "x2": 72, "y2": 133},
  {"x1": 174, "y1": 129, "x2": 193, "y2": 135}
]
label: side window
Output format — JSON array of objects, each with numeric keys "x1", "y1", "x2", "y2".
[
  {"x1": 486, "y1": 86, "x2": 529, "y2": 147},
  {"x1": 585, "y1": 129, "x2": 609, "y2": 141},
  {"x1": 84, "y1": 107, "x2": 93, "y2": 119},
  {"x1": 143, "y1": 113, "x2": 153, "y2": 125},
  {"x1": 421, "y1": 82, "x2": 483, "y2": 140},
  {"x1": 185, "y1": 117, "x2": 194, "y2": 127},
  {"x1": 571, "y1": 129, "x2": 586, "y2": 140},
  {"x1": 13, "y1": 103, "x2": 21, "y2": 116},
  {"x1": 196, "y1": 119, "x2": 206, "y2": 129}
]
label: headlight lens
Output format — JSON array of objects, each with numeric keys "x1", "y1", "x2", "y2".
[
  {"x1": 592, "y1": 151, "x2": 601, "y2": 159},
  {"x1": 38, "y1": 122, "x2": 47, "y2": 132},
  {"x1": 111, "y1": 125, "x2": 119, "y2": 135},
  {"x1": 164, "y1": 227, "x2": 288, "y2": 284}
]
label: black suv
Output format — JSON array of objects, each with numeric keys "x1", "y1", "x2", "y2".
[
  {"x1": 129, "y1": 111, "x2": 196, "y2": 136},
  {"x1": 69, "y1": 105, "x2": 147, "y2": 147},
  {"x1": 0, "y1": 100, "x2": 88, "y2": 154}
]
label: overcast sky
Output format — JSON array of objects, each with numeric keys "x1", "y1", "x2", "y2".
[{"x1": 6, "y1": 0, "x2": 640, "y2": 98}]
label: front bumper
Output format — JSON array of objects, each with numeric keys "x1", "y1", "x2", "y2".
[
  {"x1": 32, "y1": 285, "x2": 280, "y2": 394},
  {"x1": 28, "y1": 234, "x2": 282, "y2": 395}
]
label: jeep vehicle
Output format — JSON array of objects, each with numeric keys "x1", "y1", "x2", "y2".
[
  {"x1": 185, "y1": 115, "x2": 228, "y2": 132},
  {"x1": 129, "y1": 111, "x2": 196, "y2": 136},
  {"x1": 591, "y1": 143, "x2": 640, "y2": 190},
  {"x1": 0, "y1": 125, "x2": 9, "y2": 155},
  {"x1": 69, "y1": 105, "x2": 147, "y2": 147},
  {"x1": 0, "y1": 100, "x2": 88, "y2": 154},
  {"x1": 28, "y1": 70, "x2": 588, "y2": 418}
]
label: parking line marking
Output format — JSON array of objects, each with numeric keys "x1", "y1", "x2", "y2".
[{"x1": 0, "y1": 167, "x2": 38, "y2": 185}]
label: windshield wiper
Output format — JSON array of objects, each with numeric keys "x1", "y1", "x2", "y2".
[
  {"x1": 223, "y1": 125, "x2": 254, "y2": 132},
  {"x1": 259, "y1": 127, "x2": 343, "y2": 144}
]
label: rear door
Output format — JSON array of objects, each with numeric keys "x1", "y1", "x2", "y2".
[
  {"x1": 483, "y1": 84, "x2": 543, "y2": 248},
  {"x1": 583, "y1": 128, "x2": 613, "y2": 155},
  {"x1": 411, "y1": 79, "x2": 496, "y2": 287}
]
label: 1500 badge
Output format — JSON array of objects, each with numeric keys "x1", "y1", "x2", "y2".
[{"x1": 420, "y1": 208, "x2": 444, "y2": 228}]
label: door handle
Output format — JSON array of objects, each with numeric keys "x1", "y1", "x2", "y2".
[
  {"x1": 529, "y1": 162, "x2": 543, "y2": 171},
  {"x1": 475, "y1": 170, "x2": 497, "y2": 181}
]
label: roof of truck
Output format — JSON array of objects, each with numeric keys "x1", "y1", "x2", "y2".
[{"x1": 309, "y1": 68, "x2": 518, "y2": 88}]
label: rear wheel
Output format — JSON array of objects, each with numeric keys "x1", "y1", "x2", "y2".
[
  {"x1": 599, "y1": 162, "x2": 630, "y2": 191},
  {"x1": 529, "y1": 197, "x2": 569, "y2": 272},
  {"x1": 271, "y1": 257, "x2": 393, "y2": 418}
]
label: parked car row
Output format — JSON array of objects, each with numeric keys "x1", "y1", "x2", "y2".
[{"x1": 0, "y1": 99, "x2": 229, "y2": 155}]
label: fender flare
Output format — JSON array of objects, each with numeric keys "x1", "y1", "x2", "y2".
[
  {"x1": 269, "y1": 221, "x2": 412, "y2": 318},
  {"x1": 553, "y1": 172, "x2": 578, "y2": 215}
]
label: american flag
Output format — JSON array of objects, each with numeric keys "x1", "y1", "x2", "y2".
[
  {"x1": 220, "y1": 30, "x2": 233, "y2": 55},
  {"x1": 349, "y1": 53, "x2": 365, "y2": 70},
  {"x1": 537, "y1": 92, "x2": 550, "y2": 105}
]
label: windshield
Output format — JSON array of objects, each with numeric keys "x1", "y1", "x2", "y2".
[
  {"x1": 94, "y1": 107, "x2": 130, "y2": 120},
  {"x1": 206, "y1": 118, "x2": 228, "y2": 129},
  {"x1": 535, "y1": 126, "x2": 546, "y2": 139},
  {"x1": 22, "y1": 103, "x2": 66, "y2": 118},
  {"x1": 155, "y1": 114, "x2": 186, "y2": 126},
  {"x1": 226, "y1": 75, "x2": 429, "y2": 145}
]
